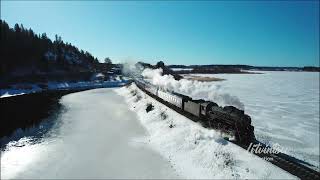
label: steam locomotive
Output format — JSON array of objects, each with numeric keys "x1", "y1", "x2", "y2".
[{"x1": 135, "y1": 79, "x2": 255, "y2": 145}]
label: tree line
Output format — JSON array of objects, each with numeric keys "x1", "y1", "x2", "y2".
[{"x1": 0, "y1": 20, "x2": 100, "y2": 77}]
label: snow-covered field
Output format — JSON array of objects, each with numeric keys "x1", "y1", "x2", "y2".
[
  {"x1": 116, "y1": 84, "x2": 296, "y2": 179},
  {"x1": 184, "y1": 72, "x2": 320, "y2": 168},
  {"x1": 1, "y1": 88, "x2": 178, "y2": 179}
]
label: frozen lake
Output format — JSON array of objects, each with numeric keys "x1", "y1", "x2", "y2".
[
  {"x1": 1, "y1": 88, "x2": 178, "y2": 179},
  {"x1": 190, "y1": 71, "x2": 320, "y2": 168},
  {"x1": 1, "y1": 71, "x2": 318, "y2": 179}
]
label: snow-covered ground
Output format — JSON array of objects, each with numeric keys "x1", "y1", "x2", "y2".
[
  {"x1": 115, "y1": 84, "x2": 296, "y2": 179},
  {"x1": 1, "y1": 70, "x2": 317, "y2": 179},
  {"x1": 1, "y1": 88, "x2": 178, "y2": 179},
  {"x1": 0, "y1": 79, "x2": 128, "y2": 98},
  {"x1": 184, "y1": 72, "x2": 320, "y2": 168}
]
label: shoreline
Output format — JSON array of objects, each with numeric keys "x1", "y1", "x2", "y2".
[
  {"x1": 0, "y1": 81, "x2": 129, "y2": 140},
  {"x1": 1, "y1": 88, "x2": 179, "y2": 179},
  {"x1": 183, "y1": 75, "x2": 225, "y2": 82}
]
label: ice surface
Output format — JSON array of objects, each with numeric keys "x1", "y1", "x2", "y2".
[
  {"x1": 116, "y1": 84, "x2": 296, "y2": 179},
  {"x1": 187, "y1": 72, "x2": 320, "y2": 169},
  {"x1": 171, "y1": 68, "x2": 193, "y2": 71},
  {"x1": 1, "y1": 88, "x2": 178, "y2": 179}
]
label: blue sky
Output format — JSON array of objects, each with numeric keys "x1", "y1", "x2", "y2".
[{"x1": 1, "y1": 1, "x2": 319, "y2": 66}]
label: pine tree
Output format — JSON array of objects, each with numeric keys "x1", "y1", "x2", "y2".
[{"x1": 0, "y1": 20, "x2": 100, "y2": 77}]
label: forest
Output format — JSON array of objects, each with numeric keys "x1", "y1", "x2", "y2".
[{"x1": 0, "y1": 20, "x2": 102, "y2": 78}]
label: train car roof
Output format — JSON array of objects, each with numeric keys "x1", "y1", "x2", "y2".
[
  {"x1": 172, "y1": 92, "x2": 191, "y2": 99},
  {"x1": 190, "y1": 99, "x2": 207, "y2": 103}
]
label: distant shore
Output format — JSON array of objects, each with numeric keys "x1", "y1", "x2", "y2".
[{"x1": 183, "y1": 75, "x2": 225, "y2": 82}]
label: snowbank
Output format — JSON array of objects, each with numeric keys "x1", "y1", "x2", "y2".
[
  {"x1": 0, "y1": 78, "x2": 128, "y2": 98},
  {"x1": 0, "y1": 84, "x2": 42, "y2": 97},
  {"x1": 115, "y1": 84, "x2": 296, "y2": 179},
  {"x1": 46, "y1": 80, "x2": 127, "y2": 90}
]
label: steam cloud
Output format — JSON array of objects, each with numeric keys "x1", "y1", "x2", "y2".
[
  {"x1": 121, "y1": 60, "x2": 144, "y2": 78},
  {"x1": 141, "y1": 68, "x2": 245, "y2": 110}
]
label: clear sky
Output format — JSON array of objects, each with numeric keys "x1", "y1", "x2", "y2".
[{"x1": 1, "y1": 1, "x2": 319, "y2": 66}]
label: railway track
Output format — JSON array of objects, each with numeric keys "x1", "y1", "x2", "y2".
[{"x1": 134, "y1": 82, "x2": 320, "y2": 180}]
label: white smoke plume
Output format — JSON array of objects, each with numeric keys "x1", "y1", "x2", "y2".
[
  {"x1": 121, "y1": 60, "x2": 144, "y2": 78},
  {"x1": 142, "y1": 68, "x2": 245, "y2": 110}
]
